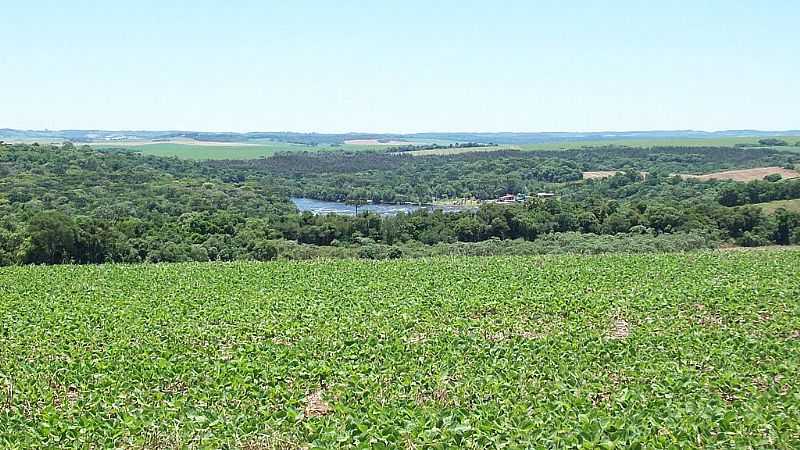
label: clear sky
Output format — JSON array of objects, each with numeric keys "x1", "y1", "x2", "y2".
[{"x1": 1, "y1": 0, "x2": 798, "y2": 133}]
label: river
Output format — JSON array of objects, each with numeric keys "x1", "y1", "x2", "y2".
[{"x1": 291, "y1": 197, "x2": 474, "y2": 216}]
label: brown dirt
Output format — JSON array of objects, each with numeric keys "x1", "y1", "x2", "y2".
[
  {"x1": 238, "y1": 436, "x2": 305, "y2": 450},
  {"x1": 582, "y1": 171, "x2": 622, "y2": 180},
  {"x1": 609, "y1": 319, "x2": 630, "y2": 340},
  {"x1": 588, "y1": 391, "x2": 612, "y2": 407},
  {"x1": 753, "y1": 374, "x2": 790, "y2": 396},
  {"x1": 88, "y1": 139, "x2": 260, "y2": 147},
  {"x1": 698, "y1": 314, "x2": 723, "y2": 327},
  {"x1": 680, "y1": 167, "x2": 800, "y2": 182},
  {"x1": 304, "y1": 390, "x2": 332, "y2": 417},
  {"x1": 519, "y1": 331, "x2": 544, "y2": 340},
  {"x1": 50, "y1": 383, "x2": 80, "y2": 409},
  {"x1": 717, "y1": 245, "x2": 800, "y2": 252},
  {"x1": 162, "y1": 380, "x2": 189, "y2": 395},
  {"x1": 415, "y1": 386, "x2": 451, "y2": 406},
  {"x1": 485, "y1": 332, "x2": 506, "y2": 342},
  {"x1": 404, "y1": 333, "x2": 428, "y2": 344},
  {"x1": 270, "y1": 337, "x2": 293, "y2": 346},
  {"x1": 693, "y1": 303, "x2": 723, "y2": 327},
  {"x1": 3, "y1": 379, "x2": 12, "y2": 410},
  {"x1": 344, "y1": 139, "x2": 414, "y2": 146}
]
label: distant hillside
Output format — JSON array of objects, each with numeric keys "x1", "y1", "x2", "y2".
[{"x1": 2, "y1": 128, "x2": 799, "y2": 146}]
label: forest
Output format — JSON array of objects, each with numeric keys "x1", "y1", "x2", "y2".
[
  {"x1": 2, "y1": 142, "x2": 800, "y2": 265},
  {"x1": 211, "y1": 146, "x2": 798, "y2": 202}
]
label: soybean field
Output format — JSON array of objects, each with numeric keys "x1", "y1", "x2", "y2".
[{"x1": 1, "y1": 252, "x2": 799, "y2": 448}]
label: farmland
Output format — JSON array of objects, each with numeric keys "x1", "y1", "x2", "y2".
[
  {"x1": 517, "y1": 136, "x2": 800, "y2": 152},
  {"x1": 387, "y1": 137, "x2": 800, "y2": 157},
  {"x1": 94, "y1": 142, "x2": 440, "y2": 160},
  {"x1": 2, "y1": 252, "x2": 800, "y2": 448},
  {"x1": 754, "y1": 198, "x2": 800, "y2": 214},
  {"x1": 680, "y1": 167, "x2": 800, "y2": 182},
  {"x1": 91, "y1": 142, "x2": 321, "y2": 160},
  {"x1": 73, "y1": 135, "x2": 800, "y2": 160}
]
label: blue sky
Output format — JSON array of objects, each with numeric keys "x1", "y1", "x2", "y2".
[{"x1": 1, "y1": 1, "x2": 798, "y2": 133}]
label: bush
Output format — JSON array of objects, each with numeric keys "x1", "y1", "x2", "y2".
[
  {"x1": 251, "y1": 240, "x2": 278, "y2": 261},
  {"x1": 737, "y1": 231, "x2": 770, "y2": 247},
  {"x1": 189, "y1": 245, "x2": 209, "y2": 262},
  {"x1": 759, "y1": 138, "x2": 788, "y2": 146},
  {"x1": 358, "y1": 244, "x2": 402, "y2": 260}
]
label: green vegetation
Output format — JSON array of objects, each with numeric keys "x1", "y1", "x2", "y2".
[
  {"x1": 93, "y1": 142, "x2": 425, "y2": 160},
  {"x1": 759, "y1": 138, "x2": 790, "y2": 146},
  {"x1": 67, "y1": 134, "x2": 800, "y2": 159},
  {"x1": 717, "y1": 178, "x2": 800, "y2": 207},
  {"x1": 3, "y1": 137, "x2": 800, "y2": 446},
  {"x1": 95, "y1": 142, "x2": 319, "y2": 160},
  {"x1": 1, "y1": 252, "x2": 799, "y2": 447},
  {"x1": 516, "y1": 136, "x2": 800, "y2": 152},
  {"x1": 754, "y1": 198, "x2": 800, "y2": 214},
  {"x1": 4, "y1": 143, "x2": 800, "y2": 266},
  {"x1": 222, "y1": 146, "x2": 799, "y2": 202}
]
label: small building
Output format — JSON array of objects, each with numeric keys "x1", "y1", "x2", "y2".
[
  {"x1": 497, "y1": 194, "x2": 516, "y2": 203},
  {"x1": 536, "y1": 192, "x2": 556, "y2": 198}
]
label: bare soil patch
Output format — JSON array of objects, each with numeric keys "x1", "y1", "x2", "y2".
[
  {"x1": 583, "y1": 171, "x2": 622, "y2": 180},
  {"x1": 345, "y1": 139, "x2": 414, "y2": 146},
  {"x1": 304, "y1": 390, "x2": 332, "y2": 417},
  {"x1": 680, "y1": 167, "x2": 800, "y2": 182},
  {"x1": 609, "y1": 319, "x2": 630, "y2": 340},
  {"x1": 403, "y1": 145, "x2": 509, "y2": 156},
  {"x1": 88, "y1": 139, "x2": 260, "y2": 147},
  {"x1": 403, "y1": 333, "x2": 428, "y2": 345}
]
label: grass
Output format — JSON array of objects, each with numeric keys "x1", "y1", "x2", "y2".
[
  {"x1": 87, "y1": 136, "x2": 800, "y2": 159},
  {"x1": 754, "y1": 198, "x2": 800, "y2": 214},
  {"x1": 399, "y1": 145, "x2": 516, "y2": 156},
  {"x1": 679, "y1": 167, "x2": 800, "y2": 182},
  {"x1": 92, "y1": 142, "x2": 395, "y2": 160},
  {"x1": 400, "y1": 136, "x2": 800, "y2": 156},
  {"x1": 94, "y1": 142, "x2": 317, "y2": 160},
  {"x1": 2, "y1": 252, "x2": 800, "y2": 447},
  {"x1": 516, "y1": 136, "x2": 800, "y2": 152}
]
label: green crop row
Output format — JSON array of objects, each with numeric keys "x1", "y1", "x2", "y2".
[{"x1": 1, "y1": 251, "x2": 799, "y2": 448}]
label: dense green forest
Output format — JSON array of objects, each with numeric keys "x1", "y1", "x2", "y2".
[
  {"x1": 388, "y1": 142, "x2": 497, "y2": 153},
  {"x1": 2, "y1": 142, "x2": 800, "y2": 265},
  {"x1": 212, "y1": 146, "x2": 798, "y2": 202}
]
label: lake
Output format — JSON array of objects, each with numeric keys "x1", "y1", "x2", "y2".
[{"x1": 291, "y1": 197, "x2": 473, "y2": 216}]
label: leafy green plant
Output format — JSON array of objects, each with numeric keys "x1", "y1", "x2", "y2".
[{"x1": 1, "y1": 251, "x2": 799, "y2": 447}]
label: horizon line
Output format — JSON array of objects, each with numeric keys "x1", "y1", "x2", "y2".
[{"x1": 3, "y1": 127, "x2": 800, "y2": 135}]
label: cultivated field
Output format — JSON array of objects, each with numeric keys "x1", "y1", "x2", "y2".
[
  {"x1": 76, "y1": 135, "x2": 800, "y2": 160},
  {"x1": 680, "y1": 166, "x2": 800, "y2": 182},
  {"x1": 400, "y1": 145, "x2": 513, "y2": 156},
  {"x1": 517, "y1": 136, "x2": 800, "y2": 152},
  {"x1": 93, "y1": 142, "x2": 309, "y2": 159},
  {"x1": 2, "y1": 252, "x2": 799, "y2": 447},
  {"x1": 754, "y1": 198, "x2": 800, "y2": 214},
  {"x1": 401, "y1": 136, "x2": 800, "y2": 156},
  {"x1": 344, "y1": 139, "x2": 418, "y2": 146},
  {"x1": 582, "y1": 170, "x2": 623, "y2": 180},
  {"x1": 92, "y1": 142, "x2": 383, "y2": 160}
]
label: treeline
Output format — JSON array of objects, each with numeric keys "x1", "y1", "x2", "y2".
[
  {"x1": 388, "y1": 142, "x2": 496, "y2": 153},
  {"x1": 718, "y1": 178, "x2": 800, "y2": 206},
  {"x1": 210, "y1": 146, "x2": 799, "y2": 204},
  {"x1": 218, "y1": 146, "x2": 798, "y2": 176},
  {"x1": 2, "y1": 143, "x2": 800, "y2": 266},
  {"x1": 0, "y1": 143, "x2": 294, "y2": 265},
  {"x1": 214, "y1": 151, "x2": 583, "y2": 202}
]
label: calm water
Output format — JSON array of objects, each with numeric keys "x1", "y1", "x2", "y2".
[{"x1": 291, "y1": 197, "x2": 472, "y2": 216}]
